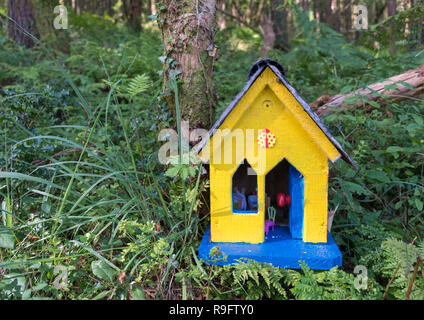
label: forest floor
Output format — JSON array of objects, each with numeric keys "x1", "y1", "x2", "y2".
[{"x1": 0, "y1": 12, "x2": 423, "y2": 300}]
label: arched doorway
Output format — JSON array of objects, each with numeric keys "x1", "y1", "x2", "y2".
[
  {"x1": 265, "y1": 159, "x2": 304, "y2": 239},
  {"x1": 265, "y1": 159, "x2": 289, "y2": 225}
]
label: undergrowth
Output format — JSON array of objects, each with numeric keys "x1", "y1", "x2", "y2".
[{"x1": 0, "y1": 8, "x2": 423, "y2": 300}]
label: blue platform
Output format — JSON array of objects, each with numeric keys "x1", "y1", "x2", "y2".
[{"x1": 198, "y1": 225, "x2": 342, "y2": 270}]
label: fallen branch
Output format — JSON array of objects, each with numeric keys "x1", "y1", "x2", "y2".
[
  {"x1": 382, "y1": 262, "x2": 401, "y2": 300},
  {"x1": 311, "y1": 64, "x2": 424, "y2": 117},
  {"x1": 405, "y1": 253, "x2": 422, "y2": 300}
]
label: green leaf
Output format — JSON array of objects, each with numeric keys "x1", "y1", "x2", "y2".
[
  {"x1": 32, "y1": 282, "x2": 48, "y2": 291},
  {"x1": 367, "y1": 170, "x2": 390, "y2": 183},
  {"x1": 181, "y1": 167, "x2": 189, "y2": 180},
  {"x1": 91, "y1": 260, "x2": 117, "y2": 282},
  {"x1": 368, "y1": 100, "x2": 380, "y2": 108},
  {"x1": 71, "y1": 240, "x2": 120, "y2": 271},
  {"x1": 396, "y1": 81, "x2": 414, "y2": 90},
  {"x1": 343, "y1": 96, "x2": 360, "y2": 104},
  {"x1": 386, "y1": 146, "x2": 403, "y2": 158},
  {"x1": 93, "y1": 290, "x2": 111, "y2": 300},
  {"x1": 130, "y1": 287, "x2": 146, "y2": 300},
  {"x1": 384, "y1": 84, "x2": 399, "y2": 91},
  {"x1": 0, "y1": 273, "x2": 26, "y2": 297},
  {"x1": 415, "y1": 199, "x2": 423, "y2": 211},
  {"x1": 0, "y1": 226, "x2": 15, "y2": 249},
  {"x1": 342, "y1": 181, "x2": 371, "y2": 196},
  {"x1": 394, "y1": 201, "x2": 403, "y2": 210},
  {"x1": 22, "y1": 289, "x2": 32, "y2": 300},
  {"x1": 165, "y1": 167, "x2": 179, "y2": 178},
  {"x1": 41, "y1": 202, "x2": 51, "y2": 214},
  {"x1": 412, "y1": 114, "x2": 423, "y2": 126}
]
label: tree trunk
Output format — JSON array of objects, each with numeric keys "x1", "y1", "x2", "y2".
[
  {"x1": 301, "y1": 0, "x2": 309, "y2": 11},
  {"x1": 270, "y1": 0, "x2": 289, "y2": 51},
  {"x1": 323, "y1": 0, "x2": 332, "y2": 24},
  {"x1": 7, "y1": 0, "x2": 39, "y2": 48},
  {"x1": 311, "y1": 65, "x2": 424, "y2": 117},
  {"x1": 74, "y1": 0, "x2": 81, "y2": 15},
  {"x1": 313, "y1": 0, "x2": 321, "y2": 22},
  {"x1": 217, "y1": 0, "x2": 226, "y2": 30},
  {"x1": 344, "y1": 0, "x2": 352, "y2": 33},
  {"x1": 146, "y1": 0, "x2": 153, "y2": 16},
  {"x1": 125, "y1": 0, "x2": 142, "y2": 31},
  {"x1": 422, "y1": 15, "x2": 424, "y2": 44},
  {"x1": 158, "y1": 0, "x2": 217, "y2": 129},
  {"x1": 33, "y1": 1, "x2": 57, "y2": 37},
  {"x1": 329, "y1": 0, "x2": 342, "y2": 32},
  {"x1": 27, "y1": 0, "x2": 71, "y2": 53},
  {"x1": 259, "y1": 11, "x2": 276, "y2": 57},
  {"x1": 107, "y1": 0, "x2": 114, "y2": 16}
]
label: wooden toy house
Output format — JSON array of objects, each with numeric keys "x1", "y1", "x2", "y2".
[{"x1": 197, "y1": 59, "x2": 357, "y2": 270}]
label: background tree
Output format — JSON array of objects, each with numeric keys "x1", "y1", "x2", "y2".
[
  {"x1": 158, "y1": 0, "x2": 217, "y2": 129},
  {"x1": 270, "y1": 0, "x2": 289, "y2": 52},
  {"x1": 123, "y1": 0, "x2": 142, "y2": 31},
  {"x1": 387, "y1": 0, "x2": 397, "y2": 16},
  {"x1": 6, "y1": 0, "x2": 39, "y2": 48}
]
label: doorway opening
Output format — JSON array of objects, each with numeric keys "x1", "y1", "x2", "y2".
[
  {"x1": 265, "y1": 159, "x2": 289, "y2": 225},
  {"x1": 265, "y1": 159, "x2": 304, "y2": 240}
]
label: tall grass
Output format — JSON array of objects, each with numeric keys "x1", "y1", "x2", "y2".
[{"x1": 0, "y1": 15, "x2": 207, "y2": 300}]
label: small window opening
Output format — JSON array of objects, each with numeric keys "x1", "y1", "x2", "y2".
[{"x1": 232, "y1": 160, "x2": 258, "y2": 214}]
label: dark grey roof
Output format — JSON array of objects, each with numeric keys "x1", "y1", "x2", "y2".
[{"x1": 195, "y1": 59, "x2": 358, "y2": 169}]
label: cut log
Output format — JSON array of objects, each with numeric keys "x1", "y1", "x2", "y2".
[{"x1": 311, "y1": 65, "x2": 424, "y2": 117}]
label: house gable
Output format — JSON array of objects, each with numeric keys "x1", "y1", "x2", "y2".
[{"x1": 198, "y1": 66, "x2": 345, "y2": 166}]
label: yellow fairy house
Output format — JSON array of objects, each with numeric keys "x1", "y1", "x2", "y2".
[{"x1": 197, "y1": 59, "x2": 357, "y2": 270}]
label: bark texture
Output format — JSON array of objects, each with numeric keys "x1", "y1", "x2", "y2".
[
  {"x1": 311, "y1": 65, "x2": 424, "y2": 117},
  {"x1": 158, "y1": 0, "x2": 217, "y2": 129},
  {"x1": 344, "y1": 0, "x2": 352, "y2": 32},
  {"x1": 259, "y1": 11, "x2": 275, "y2": 57},
  {"x1": 7, "y1": 0, "x2": 39, "y2": 48}
]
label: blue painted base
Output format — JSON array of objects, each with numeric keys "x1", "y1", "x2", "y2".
[{"x1": 198, "y1": 225, "x2": 342, "y2": 270}]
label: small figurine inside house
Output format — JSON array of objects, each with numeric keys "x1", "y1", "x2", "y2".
[{"x1": 196, "y1": 59, "x2": 357, "y2": 270}]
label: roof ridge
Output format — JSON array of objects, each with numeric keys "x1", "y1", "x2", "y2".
[{"x1": 195, "y1": 59, "x2": 358, "y2": 170}]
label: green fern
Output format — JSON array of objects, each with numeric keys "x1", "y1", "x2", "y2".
[
  {"x1": 102, "y1": 74, "x2": 151, "y2": 98},
  {"x1": 288, "y1": 263, "x2": 383, "y2": 300},
  {"x1": 382, "y1": 238, "x2": 420, "y2": 273},
  {"x1": 226, "y1": 259, "x2": 289, "y2": 299},
  {"x1": 126, "y1": 74, "x2": 151, "y2": 97},
  {"x1": 378, "y1": 238, "x2": 424, "y2": 299}
]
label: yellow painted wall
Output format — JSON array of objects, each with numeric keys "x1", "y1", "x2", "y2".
[{"x1": 203, "y1": 67, "x2": 340, "y2": 244}]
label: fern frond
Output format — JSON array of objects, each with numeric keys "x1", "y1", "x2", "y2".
[
  {"x1": 126, "y1": 74, "x2": 151, "y2": 97},
  {"x1": 382, "y1": 238, "x2": 419, "y2": 273}
]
